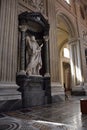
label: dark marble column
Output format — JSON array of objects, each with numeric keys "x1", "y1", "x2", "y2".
[
  {"x1": 19, "y1": 26, "x2": 27, "y2": 75},
  {"x1": 43, "y1": 36, "x2": 52, "y2": 104},
  {"x1": 43, "y1": 36, "x2": 50, "y2": 76}
]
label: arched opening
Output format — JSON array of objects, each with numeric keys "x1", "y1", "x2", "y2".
[
  {"x1": 60, "y1": 42, "x2": 71, "y2": 90},
  {"x1": 56, "y1": 13, "x2": 78, "y2": 91}
]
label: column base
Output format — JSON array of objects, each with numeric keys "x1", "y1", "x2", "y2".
[
  {"x1": 0, "y1": 83, "x2": 21, "y2": 100},
  {"x1": 0, "y1": 83, "x2": 21, "y2": 112},
  {"x1": 51, "y1": 82, "x2": 65, "y2": 102}
]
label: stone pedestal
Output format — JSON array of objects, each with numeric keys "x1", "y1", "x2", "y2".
[{"x1": 16, "y1": 74, "x2": 45, "y2": 108}]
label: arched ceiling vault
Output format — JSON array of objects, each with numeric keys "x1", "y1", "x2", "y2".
[{"x1": 56, "y1": 14, "x2": 76, "y2": 49}]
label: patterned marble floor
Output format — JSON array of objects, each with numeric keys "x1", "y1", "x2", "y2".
[{"x1": 0, "y1": 96, "x2": 87, "y2": 130}]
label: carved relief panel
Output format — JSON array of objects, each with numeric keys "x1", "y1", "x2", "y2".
[{"x1": 18, "y1": 0, "x2": 46, "y2": 15}]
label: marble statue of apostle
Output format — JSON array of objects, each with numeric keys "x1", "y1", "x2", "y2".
[{"x1": 26, "y1": 35, "x2": 43, "y2": 75}]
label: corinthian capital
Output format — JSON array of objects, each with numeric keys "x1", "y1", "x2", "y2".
[
  {"x1": 19, "y1": 25, "x2": 28, "y2": 32},
  {"x1": 43, "y1": 36, "x2": 49, "y2": 42}
]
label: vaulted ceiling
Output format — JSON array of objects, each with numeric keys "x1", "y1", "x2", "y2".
[{"x1": 56, "y1": 15, "x2": 69, "y2": 48}]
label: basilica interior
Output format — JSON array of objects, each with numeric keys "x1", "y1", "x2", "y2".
[{"x1": 0, "y1": 0, "x2": 87, "y2": 130}]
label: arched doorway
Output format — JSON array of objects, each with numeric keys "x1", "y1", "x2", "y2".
[
  {"x1": 60, "y1": 43, "x2": 71, "y2": 90},
  {"x1": 63, "y1": 62, "x2": 71, "y2": 91},
  {"x1": 56, "y1": 13, "x2": 82, "y2": 91}
]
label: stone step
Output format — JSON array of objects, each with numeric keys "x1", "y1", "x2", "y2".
[{"x1": 71, "y1": 86, "x2": 86, "y2": 96}]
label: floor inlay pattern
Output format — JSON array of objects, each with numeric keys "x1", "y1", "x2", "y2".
[
  {"x1": 1, "y1": 96, "x2": 87, "y2": 130},
  {"x1": 0, "y1": 117, "x2": 21, "y2": 130},
  {"x1": 0, "y1": 116, "x2": 76, "y2": 130}
]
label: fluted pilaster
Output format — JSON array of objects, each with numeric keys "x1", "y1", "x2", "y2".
[
  {"x1": 47, "y1": 0, "x2": 59, "y2": 82},
  {"x1": 0, "y1": 0, "x2": 18, "y2": 82}
]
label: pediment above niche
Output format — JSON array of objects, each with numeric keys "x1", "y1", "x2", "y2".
[{"x1": 19, "y1": 12, "x2": 49, "y2": 37}]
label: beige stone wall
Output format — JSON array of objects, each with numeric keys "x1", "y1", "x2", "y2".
[
  {"x1": 50, "y1": 0, "x2": 87, "y2": 85},
  {"x1": 49, "y1": 0, "x2": 78, "y2": 85},
  {"x1": 75, "y1": 0, "x2": 87, "y2": 83}
]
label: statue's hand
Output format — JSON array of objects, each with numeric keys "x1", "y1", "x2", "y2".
[
  {"x1": 38, "y1": 44, "x2": 43, "y2": 51},
  {"x1": 34, "y1": 44, "x2": 43, "y2": 53},
  {"x1": 40, "y1": 44, "x2": 43, "y2": 48}
]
